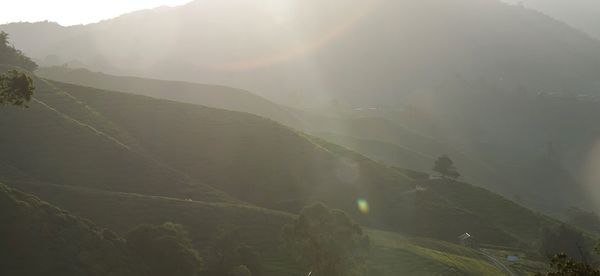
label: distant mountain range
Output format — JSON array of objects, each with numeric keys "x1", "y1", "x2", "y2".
[
  {"x1": 502, "y1": 0, "x2": 600, "y2": 40},
  {"x1": 2, "y1": 0, "x2": 600, "y2": 107}
]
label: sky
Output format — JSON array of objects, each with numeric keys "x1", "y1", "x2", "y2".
[{"x1": 0, "y1": 0, "x2": 193, "y2": 26}]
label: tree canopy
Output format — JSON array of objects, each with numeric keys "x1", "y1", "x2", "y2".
[
  {"x1": 282, "y1": 203, "x2": 369, "y2": 276},
  {"x1": 0, "y1": 69, "x2": 35, "y2": 107},
  {"x1": 433, "y1": 155, "x2": 460, "y2": 180}
]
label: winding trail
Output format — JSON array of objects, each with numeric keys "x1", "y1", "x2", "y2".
[{"x1": 478, "y1": 249, "x2": 517, "y2": 276}]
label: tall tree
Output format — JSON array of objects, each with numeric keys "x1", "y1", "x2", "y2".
[
  {"x1": 282, "y1": 203, "x2": 369, "y2": 276},
  {"x1": 433, "y1": 155, "x2": 460, "y2": 180}
]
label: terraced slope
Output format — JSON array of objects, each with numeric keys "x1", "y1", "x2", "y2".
[
  {"x1": 9, "y1": 181, "x2": 534, "y2": 276},
  {"x1": 0, "y1": 63, "x2": 559, "y2": 248},
  {"x1": 0, "y1": 66, "x2": 232, "y2": 203},
  {"x1": 0, "y1": 183, "x2": 148, "y2": 276},
  {"x1": 41, "y1": 80, "x2": 557, "y2": 248},
  {"x1": 37, "y1": 66, "x2": 299, "y2": 126}
]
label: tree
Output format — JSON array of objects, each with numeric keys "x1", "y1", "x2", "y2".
[
  {"x1": 433, "y1": 155, "x2": 460, "y2": 180},
  {"x1": 125, "y1": 222, "x2": 203, "y2": 276},
  {"x1": 0, "y1": 32, "x2": 36, "y2": 107},
  {"x1": 282, "y1": 203, "x2": 369, "y2": 276},
  {"x1": 536, "y1": 253, "x2": 600, "y2": 276},
  {"x1": 0, "y1": 69, "x2": 35, "y2": 107},
  {"x1": 0, "y1": 31, "x2": 38, "y2": 71}
]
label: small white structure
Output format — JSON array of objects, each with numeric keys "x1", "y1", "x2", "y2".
[{"x1": 458, "y1": 232, "x2": 471, "y2": 245}]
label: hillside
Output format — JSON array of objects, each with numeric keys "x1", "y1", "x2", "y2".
[
  {"x1": 0, "y1": 65, "x2": 233, "y2": 203},
  {"x1": 3, "y1": 0, "x2": 600, "y2": 107},
  {"x1": 8, "y1": 180, "x2": 543, "y2": 275},
  {"x1": 43, "y1": 80, "x2": 564, "y2": 247},
  {"x1": 502, "y1": 0, "x2": 600, "y2": 39},
  {"x1": 0, "y1": 183, "x2": 148, "y2": 276},
  {"x1": 0, "y1": 66, "x2": 557, "y2": 249},
  {"x1": 36, "y1": 66, "x2": 299, "y2": 126}
]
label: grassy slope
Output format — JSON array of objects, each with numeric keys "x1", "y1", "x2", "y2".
[
  {"x1": 9, "y1": 180, "x2": 522, "y2": 276},
  {"x1": 313, "y1": 131, "x2": 435, "y2": 172},
  {"x1": 0, "y1": 183, "x2": 148, "y2": 276},
  {"x1": 0, "y1": 69, "x2": 557, "y2": 249},
  {"x1": 37, "y1": 66, "x2": 299, "y2": 126},
  {"x1": 417, "y1": 180, "x2": 557, "y2": 247},
  {"x1": 29, "y1": 80, "x2": 558, "y2": 248},
  {"x1": 48, "y1": 80, "x2": 559, "y2": 247},
  {"x1": 0, "y1": 66, "x2": 233, "y2": 203}
]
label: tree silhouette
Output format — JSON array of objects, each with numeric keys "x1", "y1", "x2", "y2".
[
  {"x1": 282, "y1": 203, "x2": 369, "y2": 276},
  {"x1": 0, "y1": 69, "x2": 34, "y2": 107},
  {"x1": 433, "y1": 155, "x2": 460, "y2": 180}
]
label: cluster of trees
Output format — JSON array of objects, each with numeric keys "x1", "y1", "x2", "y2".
[
  {"x1": 282, "y1": 203, "x2": 370, "y2": 276},
  {"x1": 127, "y1": 204, "x2": 369, "y2": 276},
  {"x1": 0, "y1": 32, "x2": 35, "y2": 107}
]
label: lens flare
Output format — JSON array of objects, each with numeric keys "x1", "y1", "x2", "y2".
[
  {"x1": 213, "y1": 0, "x2": 381, "y2": 71},
  {"x1": 357, "y1": 198, "x2": 369, "y2": 214}
]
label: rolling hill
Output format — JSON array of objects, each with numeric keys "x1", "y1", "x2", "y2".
[
  {"x1": 36, "y1": 66, "x2": 593, "y2": 217},
  {"x1": 0, "y1": 66, "x2": 558, "y2": 248},
  {"x1": 0, "y1": 65, "x2": 233, "y2": 203},
  {"x1": 0, "y1": 182, "x2": 148, "y2": 276},
  {"x1": 3, "y1": 0, "x2": 600, "y2": 108},
  {"x1": 36, "y1": 66, "x2": 299, "y2": 126},
  {"x1": 7, "y1": 180, "x2": 545, "y2": 275},
  {"x1": 47, "y1": 79, "x2": 564, "y2": 246}
]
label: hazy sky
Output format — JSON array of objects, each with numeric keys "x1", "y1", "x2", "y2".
[{"x1": 0, "y1": 0, "x2": 192, "y2": 26}]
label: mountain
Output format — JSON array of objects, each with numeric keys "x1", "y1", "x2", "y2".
[
  {"x1": 0, "y1": 183, "x2": 148, "y2": 276},
  {"x1": 502, "y1": 0, "x2": 600, "y2": 40},
  {"x1": 3, "y1": 0, "x2": 600, "y2": 107}
]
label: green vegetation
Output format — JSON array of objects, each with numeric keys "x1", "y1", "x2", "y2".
[
  {"x1": 0, "y1": 183, "x2": 147, "y2": 276},
  {"x1": 0, "y1": 69, "x2": 34, "y2": 107},
  {"x1": 126, "y1": 222, "x2": 203, "y2": 276},
  {"x1": 9, "y1": 180, "x2": 531, "y2": 275},
  {"x1": 0, "y1": 31, "x2": 35, "y2": 107},
  {"x1": 2, "y1": 6, "x2": 599, "y2": 275},
  {"x1": 539, "y1": 224, "x2": 593, "y2": 261},
  {"x1": 37, "y1": 66, "x2": 299, "y2": 126},
  {"x1": 537, "y1": 253, "x2": 600, "y2": 276},
  {"x1": 0, "y1": 75, "x2": 558, "y2": 248},
  {"x1": 282, "y1": 203, "x2": 370, "y2": 276}
]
